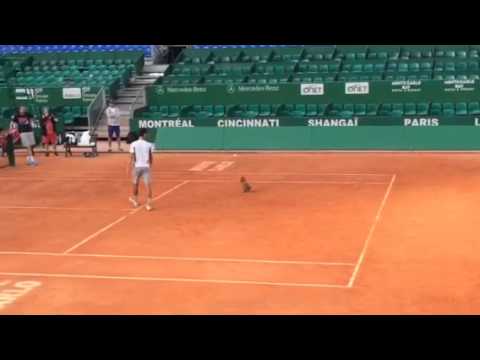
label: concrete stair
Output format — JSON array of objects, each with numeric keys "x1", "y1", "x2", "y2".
[{"x1": 95, "y1": 64, "x2": 167, "y2": 139}]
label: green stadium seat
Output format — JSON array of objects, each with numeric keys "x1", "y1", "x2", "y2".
[
  {"x1": 455, "y1": 102, "x2": 468, "y2": 115},
  {"x1": 469, "y1": 50, "x2": 479, "y2": 58},
  {"x1": 445, "y1": 50, "x2": 455, "y2": 58},
  {"x1": 149, "y1": 105, "x2": 159, "y2": 113},
  {"x1": 445, "y1": 62, "x2": 456, "y2": 72},
  {"x1": 191, "y1": 68, "x2": 201, "y2": 77},
  {"x1": 71, "y1": 106, "x2": 82, "y2": 117},
  {"x1": 404, "y1": 103, "x2": 416, "y2": 115},
  {"x1": 259, "y1": 104, "x2": 272, "y2": 117},
  {"x1": 341, "y1": 104, "x2": 354, "y2": 117},
  {"x1": 392, "y1": 103, "x2": 404, "y2": 116},
  {"x1": 292, "y1": 104, "x2": 306, "y2": 117},
  {"x1": 319, "y1": 64, "x2": 329, "y2": 73},
  {"x1": 416, "y1": 103, "x2": 430, "y2": 115},
  {"x1": 409, "y1": 63, "x2": 420, "y2": 72},
  {"x1": 420, "y1": 62, "x2": 433, "y2": 71},
  {"x1": 345, "y1": 53, "x2": 355, "y2": 61},
  {"x1": 456, "y1": 62, "x2": 467, "y2": 71},
  {"x1": 354, "y1": 104, "x2": 367, "y2": 116},
  {"x1": 273, "y1": 65, "x2": 286, "y2": 75},
  {"x1": 159, "y1": 106, "x2": 169, "y2": 117},
  {"x1": 398, "y1": 63, "x2": 408, "y2": 72},
  {"x1": 363, "y1": 64, "x2": 374, "y2": 72},
  {"x1": 410, "y1": 51, "x2": 422, "y2": 59},
  {"x1": 352, "y1": 64, "x2": 363, "y2": 73},
  {"x1": 469, "y1": 62, "x2": 479, "y2": 71},
  {"x1": 169, "y1": 105, "x2": 180, "y2": 117},
  {"x1": 306, "y1": 104, "x2": 318, "y2": 117},
  {"x1": 442, "y1": 103, "x2": 455, "y2": 116},
  {"x1": 374, "y1": 63, "x2": 385, "y2": 72},
  {"x1": 366, "y1": 104, "x2": 379, "y2": 116},
  {"x1": 317, "y1": 104, "x2": 328, "y2": 116},
  {"x1": 214, "y1": 105, "x2": 225, "y2": 117},
  {"x1": 386, "y1": 62, "x2": 397, "y2": 71},
  {"x1": 329, "y1": 103, "x2": 343, "y2": 116},
  {"x1": 430, "y1": 103, "x2": 442, "y2": 115},
  {"x1": 245, "y1": 105, "x2": 259, "y2": 117},
  {"x1": 328, "y1": 63, "x2": 340, "y2": 72},
  {"x1": 341, "y1": 63, "x2": 352, "y2": 72},
  {"x1": 379, "y1": 104, "x2": 393, "y2": 116},
  {"x1": 200, "y1": 105, "x2": 212, "y2": 117},
  {"x1": 323, "y1": 53, "x2": 334, "y2": 61},
  {"x1": 297, "y1": 64, "x2": 308, "y2": 73},
  {"x1": 422, "y1": 50, "x2": 433, "y2": 58},
  {"x1": 468, "y1": 102, "x2": 480, "y2": 115}
]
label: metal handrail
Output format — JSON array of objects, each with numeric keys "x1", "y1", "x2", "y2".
[{"x1": 87, "y1": 87, "x2": 106, "y2": 135}]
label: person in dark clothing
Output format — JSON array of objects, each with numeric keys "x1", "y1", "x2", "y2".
[
  {"x1": 40, "y1": 107, "x2": 58, "y2": 157},
  {"x1": 11, "y1": 106, "x2": 38, "y2": 166}
]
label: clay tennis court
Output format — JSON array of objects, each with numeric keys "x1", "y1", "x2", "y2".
[{"x1": 1, "y1": 150, "x2": 480, "y2": 314}]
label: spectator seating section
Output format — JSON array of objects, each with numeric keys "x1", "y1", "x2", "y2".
[
  {"x1": 135, "y1": 45, "x2": 480, "y2": 120},
  {"x1": 158, "y1": 45, "x2": 480, "y2": 86},
  {"x1": 0, "y1": 45, "x2": 151, "y2": 57}
]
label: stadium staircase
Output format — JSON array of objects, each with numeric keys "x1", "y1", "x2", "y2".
[{"x1": 95, "y1": 62, "x2": 167, "y2": 140}]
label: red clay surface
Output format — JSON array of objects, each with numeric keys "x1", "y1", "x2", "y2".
[{"x1": 1, "y1": 151, "x2": 480, "y2": 314}]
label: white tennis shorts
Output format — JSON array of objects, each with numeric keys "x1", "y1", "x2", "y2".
[{"x1": 20, "y1": 132, "x2": 36, "y2": 148}]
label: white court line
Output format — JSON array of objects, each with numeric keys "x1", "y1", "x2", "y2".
[
  {"x1": 0, "y1": 171, "x2": 394, "y2": 177},
  {"x1": 0, "y1": 206, "x2": 131, "y2": 211},
  {"x1": 208, "y1": 161, "x2": 235, "y2": 172},
  {"x1": 0, "y1": 177, "x2": 388, "y2": 185},
  {"x1": 0, "y1": 251, "x2": 355, "y2": 267},
  {"x1": 0, "y1": 272, "x2": 348, "y2": 289},
  {"x1": 347, "y1": 174, "x2": 397, "y2": 288},
  {"x1": 129, "y1": 180, "x2": 190, "y2": 215},
  {"x1": 62, "y1": 181, "x2": 190, "y2": 254},
  {"x1": 189, "y1": 161, "x2": 217, "y2": 171},
  {"x1": 62, "y1": 215, "x2": 129, "y2": 254}
]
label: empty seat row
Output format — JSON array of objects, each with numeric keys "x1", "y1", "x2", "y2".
[
  {"x1": 142, "y1": 102, "x2": 480, "y2": 119},
  {"x1": 181, "y1": 48, "x2": 480, "y2": 67},
  {"x1": 0, "y1": 45, "x2": 151, "y2": 56}
]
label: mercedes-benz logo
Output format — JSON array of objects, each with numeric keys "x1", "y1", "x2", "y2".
[
  {"x1": 156, "y1": 86, "x2": 165, "y2": 95},
  {"x1": 226, "y1": 84, "x2": 236, "y2": 94}
]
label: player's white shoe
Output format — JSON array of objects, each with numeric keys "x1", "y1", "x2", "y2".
[
  {"x1": 145, "y1": 203, "x2": 153, "y2": 212},
  {"x1": 129, "y1": 197, "x2": 139, "y2": 208}
]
